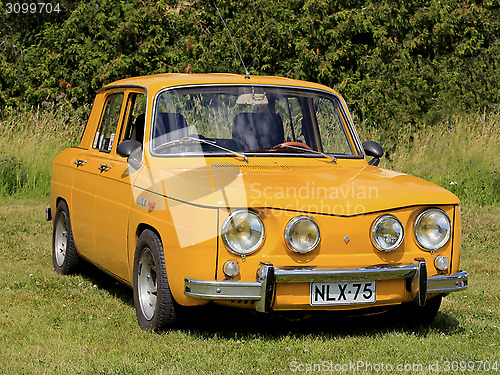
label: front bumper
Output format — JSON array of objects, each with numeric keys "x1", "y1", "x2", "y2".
[{"x1": 184, "y1": 259, "x2": 468, "y2": 312}]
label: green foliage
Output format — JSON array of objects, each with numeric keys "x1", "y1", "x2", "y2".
[{"x1": 0, "y1": 0, "x2": 498, "y2": 141}]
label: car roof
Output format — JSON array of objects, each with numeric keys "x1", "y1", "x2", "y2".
[{"x1": 99, "y1": 73, "x2": 339, "y2": 96}]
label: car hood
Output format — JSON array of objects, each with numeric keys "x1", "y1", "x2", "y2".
[{"x1": 134, "y1": 159, "x2": 459, "y2": 216}]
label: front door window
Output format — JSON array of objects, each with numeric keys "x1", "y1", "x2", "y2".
[{"x1": 93, "y1": 93, "x2": 124, "y2": 152}]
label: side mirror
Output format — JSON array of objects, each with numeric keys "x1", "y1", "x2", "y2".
[
  {"x1": 363, "y1": 141, "x2": 384, "y2": 166},
  {"x1": 117, "y1": 140, "x2": 142, "y2": 157}
]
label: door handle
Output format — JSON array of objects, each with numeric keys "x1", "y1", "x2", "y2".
[
  {"x1": 98, "y1": 164, "x2": 112, "y2": 172},
  {"x1": 74, "y1": 159, "x2": 87, "y2": 167}
]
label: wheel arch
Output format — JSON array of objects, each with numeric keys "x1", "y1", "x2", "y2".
[
  {"x1": 129, "y1": 222, "x2": 164, "y2": 282},
  {"x1": 135, "y1": 223, "x2": 163, "y2": 246},
  {"x1": 56, "y1": 196, "x2": 67, "y2": 208}
]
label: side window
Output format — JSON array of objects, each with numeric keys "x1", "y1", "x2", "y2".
[
  {"x1": 121, "y1": 93, "x2": 147, "y2": 143},
  {"x1": 93, "y1": 93, "x2": 124, "y2": 152},
  {"x1": 313, "y1": 97, "x2": 352, "y2": 155}
]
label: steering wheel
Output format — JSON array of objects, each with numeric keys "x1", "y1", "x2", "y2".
[{"x1": 275, "y1": 141, "x2": 313, "y2": 151}]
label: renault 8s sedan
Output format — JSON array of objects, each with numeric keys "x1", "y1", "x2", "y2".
[{"x1": 48, "y1": 73, "x2": 468, "y2": 330}]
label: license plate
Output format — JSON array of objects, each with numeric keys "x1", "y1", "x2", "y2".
[{"x1": 310, "y1": 281, "x2": 376, "y2": 306}]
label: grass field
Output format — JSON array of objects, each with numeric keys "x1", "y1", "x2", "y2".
[
  {"x1": 0, "y1": 109, "x2": 499, "y2": 374},
  {"x1": 0, "y1": 198, "x2": 498, "y2": 374}
]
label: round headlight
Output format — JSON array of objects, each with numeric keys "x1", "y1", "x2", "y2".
[
  {"x1": 221, "y1": 210, "x2": 265, "y2": 255},
  {"x1": 284, "y1": 216, "x2": 320, "y2": 254},
  {"x1": 414, "y1": 208, "x2": 451, "y2": 251},
  {"x1": 371, "y1": 215, "x2": 404, "y2": 252}
]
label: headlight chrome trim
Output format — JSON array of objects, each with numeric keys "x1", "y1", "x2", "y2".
[
  {"x1": 284, "y1": 216, "x2": 321, "y2": 254},
  {"x1": 221, "y1": 210, "x2": 265, "y2": 256},
  {"x1": 414, "y1": 208, "x2": 452, "y2": 252},
  {"x1": 371, "y1": 215, "x2": 405, "y2": 252}
]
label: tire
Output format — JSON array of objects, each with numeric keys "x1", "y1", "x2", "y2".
[
  {"x1": 404, "y1": 295, "x2": 442, "y2": 325},
  {"x1": 52, "y1": 200, "x2": 79, "y2": 274},
  {"x1": 133, "y1": 229, "x2": 176, "y2": 330}
]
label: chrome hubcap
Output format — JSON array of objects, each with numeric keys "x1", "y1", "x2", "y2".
[
  {"x1": 55, "y1": 212, "x2": 68, "y2": 267},
  {"x1": 137, "y1": 247, "x2": 158, "y2": 320}
]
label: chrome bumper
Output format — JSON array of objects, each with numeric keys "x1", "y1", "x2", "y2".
[{"x1": 184, "y1": 259, "x2": 468, "y2": 313}]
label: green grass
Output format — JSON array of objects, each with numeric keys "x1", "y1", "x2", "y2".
[
  {"x1": 0, "y1": 198, "x2": 498, "y2": 374},
  {"x1": 0, "y1": 104, "x2": 84, "y2": 198},
  {"x1": 357, "y1": 111, "x2": 500, "y2": 206},
  {"x1": 0, "y1": 109, "x2": 499, "y2": 373}
]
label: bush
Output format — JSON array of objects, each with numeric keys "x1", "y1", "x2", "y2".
[{"x1": 0, "y1": 0, "x2": 498, "y2": 141}]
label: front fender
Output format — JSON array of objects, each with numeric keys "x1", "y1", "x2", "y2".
[{"x1": 128, "y1": 191, "x2": 219, "y2": 306}]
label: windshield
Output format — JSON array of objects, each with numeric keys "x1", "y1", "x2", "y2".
[{"x1": 151, "y1": 85, "x2": 361, "y2": 157}]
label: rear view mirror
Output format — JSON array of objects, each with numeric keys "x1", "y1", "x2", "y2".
[
  {"x1": 363, "y1": 141, "x2": 384, "y2": 166},
  {"x1": 117, "y1": 140, "x2": 142, "y2": 157},
  {"x1": 117, "y1": 140, "x2": 143, "y2": 171},
  {"x1": 236, "y1": 93, "x2": 268, "y2": 105}
]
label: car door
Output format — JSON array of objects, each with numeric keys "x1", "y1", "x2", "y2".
[
  {"x1": 94, "y1": 90, "x2": 147, "y2": 281},
  {"x1": 70, "y1": 92, "x2": 124, "y2": 261}
]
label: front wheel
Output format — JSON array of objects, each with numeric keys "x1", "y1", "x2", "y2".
[
  {"x1": 133, "y1": 229, "x2": 177, "y2": 330},
  {"x1": 402, "y1": 295, "x2": 442, "y2": 325}
]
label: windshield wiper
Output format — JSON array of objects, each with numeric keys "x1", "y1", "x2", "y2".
[
  {"x1": 253, "y1": 143, "x2": 337, "y2": 164},
  {"x1": 153, "y1": 136, "x2": 248, "y2": 163}
]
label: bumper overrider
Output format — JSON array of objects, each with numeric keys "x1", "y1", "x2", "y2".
[{"x1": 184, "y1": 259, "x2": 468, "y2": 313}]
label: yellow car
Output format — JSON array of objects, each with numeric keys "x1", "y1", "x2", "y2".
[{"x1": 48, "y1": 73, "x2": 468, "y2": 330}]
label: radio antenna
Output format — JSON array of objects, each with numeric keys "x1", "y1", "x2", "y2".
[{"x1": 213, "y1": 2, "x2": 250, "y2": 79}]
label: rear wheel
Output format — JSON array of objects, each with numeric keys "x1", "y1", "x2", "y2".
[
  {"x1": 52, "y1": 200, "x2": 79, "y2": 274},
  {"x1": 133, "y1": 229, "x2": 176, "y2": 330}
]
